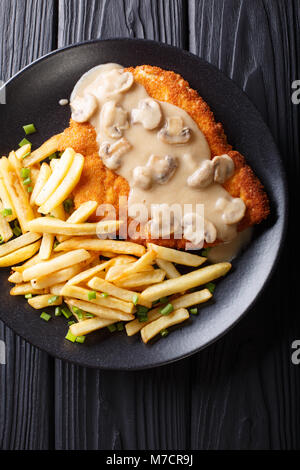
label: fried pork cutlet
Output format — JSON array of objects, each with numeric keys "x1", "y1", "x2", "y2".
[{"x1": 58, "y1": 66, "x2": 269, "y2": 248}]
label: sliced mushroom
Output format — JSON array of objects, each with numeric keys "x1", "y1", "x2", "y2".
[
  {"x1": 101, "y1": 101, "x2": 129, "y2": 139},
  {"x1": 212, "y1": 154, "x2": 235, "y2": 184},
  {"x1": 187, "y1": 160, "x2": 214, "y2": 188},
  {"x1": 101, "y1": 69, "x2": 134, "y2": 97},
  {"x1": 132, "y1": 166, "x2": 153, "y2": 190},
  {"x1": 183, "y1": 212, "x2": 216, "y2": 245},
  {"x1": 71, "y1": 94, "x2": 98, "y2": 123},
  {"x1": 222, "y1": 198, "x2": 246, "y2": 225},
  {"x1": 147, "y1": 155, "x2": 178, "y2": 184},
  {"x1": 99, "y1": 138, "x2": 131, "y2": 170},
  {"x1": 131, "y1": 98, "x2": 162, "y2": 130},
  {"x1": 158, "y1": 116, "x2": 191, "y2": 144}
]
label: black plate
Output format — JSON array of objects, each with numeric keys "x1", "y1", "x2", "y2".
[{"x1": 0, "y1": 39, "x2": 287, "y2": 370}]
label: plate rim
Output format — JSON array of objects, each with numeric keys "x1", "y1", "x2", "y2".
[{"x1": 0, "y1": 37, "x2": 288, "y2": 370}]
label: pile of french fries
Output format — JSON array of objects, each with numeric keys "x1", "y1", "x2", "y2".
[{"x1": 0, "y1": 135, "x2": 232, "y2": 344}]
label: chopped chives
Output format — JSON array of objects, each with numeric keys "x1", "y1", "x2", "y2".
[
  {"x1": 25, "y1": 293, "x2": 33, "y2": 299},
  {"x1": 72, "y1": 306, "x2": 81, "y2": 314},
  {"x1": 19, "y1": 138, "x2": 31, "y2": 147},
  {"x1": 27, "y1": 186, "x2": 33, "y2": 193},
  {"x1": 159, "y1": 296, "x2": 169, "y2": 304},
  {"x1": 190, "y1": 308, "x2": 198, "y2": 315},
  {"x1": 152, "y1": 299, "x2": 160, "y2": 306},
  {"x1": 85, "y1": 313, "x2": 94, "y2": 319},
  {"x1": 22, "y1": 151, "x2": 31, "y2": 159},
  {"x1": 53, "y1": 240, "x2": 59, "y2": 249},
  {"x1": 201, "y1": 248, "x2": 211, "y2": 257},
  {"x1": 0, "y1": 236, "x2": 3, "y2": 244},
  {"x1": 137, "y1": 305, "x2": 149, "y2": 315},
  {"x1": 132, "y1": 293, "x2": 139, "y2": 305},
  {"x1": 88, "y1": 290, "x2": 96, "y2": 301},
  {"x1": 40, "y1": 312, "x2": 51, "y2": 322},
  {"x1": 23, "y1": 124, "x2": 36, "y2": 135},
  {"x1": 48, "y1": 153, "x2": 57, "y2": 160},
  {"x1": 61, "y1": 307, "x2": 72, "y2": 319},
  {"x1": 1, "y1": 208, "x2": 12, "y2": 217},
  {"x1": 107, "y1": 324, "x2": 117, "y2": 333},
  {"x1": 76, "y1": 336, "x2": 86, "y2": 344},
  {"x1": 68, "y1": 320, "x2": 75, "y2": 326},
  {"x1": 101, "y1": 292, "x2": 109, "y2": 298},
  {"x1": 138, "y1": 316, "x2": 148, "y2": 323},
  {"x1": 205, "y1": 282, "x2": 216, "y2": 294},
  {"x1": 160, "y1": 328, "x2": 169, "y2": 337},
  {"x1": 13, "y1": 225, "x2": 22, "y2": 237},
  {"x1": 20, "y1": 168, "x2": 30, "y2": 179},
  {"x1": 72, "y1": 306, "x2": 85, "y2": 320},
  {"x1": 117, "y1": 322, "x2": 124, "y2": 331},
  {"x1": 63, "y1": 198, "x2": 74, "y2": 213},
  {"x1": 65, "y1": 330, "x2": 77, "y2": 343},
  {"x1": 48, "y1": 295, "x2": 59, "y2": 305},
  {"x1": 160, "y1": 303, "x2": 174, "y2": 316},
  {"x1": 55, "y1": 307, "x2": 62, "y2": 317},
  {"x1": 22, "y1": 177, "x2": 31, "y2": 186}
]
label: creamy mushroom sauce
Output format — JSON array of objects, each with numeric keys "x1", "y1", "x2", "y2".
[{"x1": 70, "y1": 64, "x2": 247, "y2": 246}]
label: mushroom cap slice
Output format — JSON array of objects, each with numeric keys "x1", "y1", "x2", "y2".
[
  {"x1": 158, "y1": 116, "x2": 191, "y2": 144},
  {"x1": 131, "y1": 98, "x2": 162, "y2": 130},
  {"x1": 147, "y1": 155, "x2": 178, "y2": 184},
  {"x1": 132, "y1": 166, "x2": 153, "y2": 190},
  {"x1": 187, "y1": 160, "x2": 214, "y2": 189},
  {"x1": 71, "y1": 94, "x2": 98, "y2": 123},
  {"x1": 101, "y1": 101, "x2": 129, "y2": 139},
  {"x1": 212, "y1": 154, "x2": 235, "y2": 184},
  {"x1": 222, "y1": 198, "x2": 246, "y2": 225}
]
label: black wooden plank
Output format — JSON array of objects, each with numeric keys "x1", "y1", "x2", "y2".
[
  {"x1": 56, "y1": 0, "x2": 190, "y2": 450},
  {"x1": 188, "y1": 0, "x2": 300, "y2": 449},
  {"x1": 0, "y1": 0, "x2": 55, "y2": 450}
]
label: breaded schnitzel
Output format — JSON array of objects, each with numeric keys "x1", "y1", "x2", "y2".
[{"x1": 58, "y1": 65, "x2": 269, "y2": 247}]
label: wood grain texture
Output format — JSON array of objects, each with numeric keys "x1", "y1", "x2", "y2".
[{"x1": 0, "y1": 0, "x2": 55, "y2": 450}]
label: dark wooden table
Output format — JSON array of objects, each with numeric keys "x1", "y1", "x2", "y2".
[{"x1": 0, "y1": 0, "x2": 299, "y2": 450}]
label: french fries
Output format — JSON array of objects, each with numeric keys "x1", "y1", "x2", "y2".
[
  {"x1": 141, "y1": 308, "x2": 190, "y2": 344},
  {"x1": 10, "y1": 284, "x2": 48, "y2": 296},
  {"x1": 70, "y1": 317, "x2": 115, "y2": 337},
  {"x1": 87, "y1": 277, "x2": 152, "y2": 308},
  {"x1": 147, "y1": 243, "x2": 206, "y2": 267},
  {"x1": 0, "y1": 240, "x2": 41, "y2": 267},
  {"x1": 31, "y1": 263, "x2": 85, "y2": 289},
  {"x1": 0, "y1": 179, "x2": 16, "y2": 221},
  {"x1": 28, "y1": 294, "x2": 62, "y2": 309},
  {"x1": 39, "y1": 233, "x2": 55, "y2": 260},
  {"x1": 28, "y1": 217, "x2": 121, "y2": 236},
  {"x1": 22, "y1": 134, "x2": 61, "y2": 167},
  {"x1": 66, "y1": 260, "x2": 112, "y2": 286},
  {"x1": 115, "y1": 269, "x2": 166, "y2": 289},
  {"x1": 125, "y1": 289, "x2": 212, "y2": 336},
  {"x1": 109, "y1": 249, "x2": 156, "y2": 281},
  {"x1": 22, "y1": 249, "x2": 91, "y2": 281},
  {"x1": 38, "y1": 153, "x2": 84, "y2": 214},
  {"x1": 8, "y1": 271, "x2": 23, "y2": 283},
  {"x1": 0, "y1": 232, "x2": 41, "y2": 258},
  {"x1": 54, "y1": 238, "x2": 146, "y2": 257},
  {"x1": 56, "y1": 200, "x2": 98, "y2": 243},
  {"x1": 15, "y1": 143, "x2": 31, "y2": 160},
  {"x1": 155, "y1": 258, "x2": 180, "y2": 279},
  {"x1": 140, "y1": 263, "x2": 231, "y2": 302},
  {"x1": 30, "y1": 162, "x2": 51, "y2": 205},
  {"x1": 65, "y1": 298, "x2": 134, "y2": 322},
  {"x1": 0, "y1": 210, "x2": 13, "y2": 242}
]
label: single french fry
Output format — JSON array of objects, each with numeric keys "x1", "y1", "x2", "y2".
[
  {"x1": 49, "y1": 159, "x2": 59, "y2": 171},
  {"x1": 50, "y1": 204, "x2": 66, "y2": 221},
  {"x1": 30, "y1": 162, "x2": 51, "y2": 205},
  {"x1": 99, "y1": 251, "x2": 117, "y2": 258},
  {"x1": 39, "y1": 153, "x2": 84, "y2": 214},
  {"x1": 8, "y1": 271, "x2": 23, "y2": 283},
  {"x1": 61, "y1": 285, "x2": 134, "y2": 314},
  {"x1": 10, "y1": 283, "x2": 48, "y2": 296},
  {"x1": 28, "y1": 294, "x2": 62, "y2": 309},
  {"x1": 87, "y1": 277, "x2": 152, "y2": 308},
  {"x1": 54, "y1": 237, "x2": 146, "y2": 257},
  {"x1": 49, "y1": 284, "x2": 66, "y2": 295},
  {"x1": 15, "y1": 143, "x2": 31, "y2": 160},
  {"x1": 115, "y1": 269, "x2": 166, "y2": 289},
  {"x1": 12, "y1": 253, "x2": 42, "y2": 272},
  {"x1": 22, "y1": 249, "x2": 91, "y2": 281},
  {"x1": 22, "y1": 134, "x2": 61, "y2": 167},
  {"x1": 31, "y1": 263, "x2": 85, "y2": 289},
  {"x1": 57, "y1": 201, "x2": 98, "y2": 243},
  {"x1": 0, "y1": 240, "x2": 41, "y2": 267},
  {"x1": 141, "y1": 308, "x2": 190, "y2": 344},
  {"x1": 65, "y1": 298, "x2": 134, "y2": 322},
  {"x1": 28, "y1": 217, "x2": 121, "y2": 236},
  {"x1": 35, "y1": 148, "x2": 75, "y2": 206},
  {"x1": 0, "y1": 212, "x2": 13, "y2": 242},
  {"x1": 39, "y1": 233, "x2": 55, "y2": 260},
  {"x1": 0, "y1": 232, "x2": 41, "y2": 258},
  {"x1": 155, "y1": 258, "x2": 181, "y2": 279},
  {"x1": 66, "y1": 260, "x2": 113, "y2": 286},
  {"x1": 140, "y1": 263, "x2": 231, "y2": 303},
  {"x1": 0, "y1": 178, "x2": 16, "y2": 221},
  {"x1": 8, "y1": 151, "x2": 26, "y2": 188},
  {"x1": 125, "y1": 289, "x2": 212, "y2": 336},
  {"x1": 109, "y1": 255, "x2": 137, "y2": 266},
  {"x1": 70, "y1": 317, "x2": 115, "y2": 336},
  {"x1": 105, "y1": 264, "x2": 153, "y2": 282},
  {"x1": 0, "y1": 157, "x2": 35, "y2": 232},
  {"x1": 147, "y1": 243, "x2": 206, "y2": 267},
  {"x1": 109, "y1": 250, "x2": 156, "y2": 282}
]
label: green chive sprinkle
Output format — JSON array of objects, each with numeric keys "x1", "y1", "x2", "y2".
[
  {"x1": 107, "y1": 324, "x2": 117, "y2": 333},
  {"x1": 190, "y1": 308, "x2": 198, "y2": 315},
  {"x1": 0, "y1": 236, "x2": 3, "y2": 244},
  {"x1": 40, "y1": 312, "x2": 51, "y2": 322},
  {"x1": 101, "y1": 292, "x2": 109, "y2": 298},
  {"x1": 55, "y1": 307, "x2": 62, "y2": 317},
  {"x1": 53, "y1": 240, "x2": 59, "y2": 249},
  {"x1": 48, "y1": 295, "x2": 59, "y2": 305},
  {"x1": 205, "y1": 282, "x2": 216, "y2": 294},
  {"x1": 25, "y1": 293, "x2": 33, "y2": 299},
  {"x1": 68, "y1": 320, "x2": 75, "y2": 326},
  {"x1": 88, "y1": 291, "x2": 96, "y2": 301},
  {"x1": 27, "y1": 186, "x2": 33, "y2": 193},
  {"x1": 117, "y1": 322, "x2": 124, "y2": 332},
  {"x1": 48, "y1": 153, "x2": 58, "y2": 160},
  {"x1": 160, "y1": 328, "x2": 169, "y2": 337},
  {"x1": 63, "y1": 198, "x2": 74, "y2": 213},
  {"x1": 1, "y1": 208, "x2": 12, "y2": 217},
  {"x1": 201, "y1": 248, "x2": 211, "y2": 257},
  {"x1": 76, "y1": 336, "x2": 86, "y2": 344},
  {"x1": 61, "y1": 307, "x2": 72, "y2": 319},
  {"x1": 20, "y1": 168, "x2": 30, "y2": 179},
  {"x1": 23, "y1": 124, "x2": 36, "y2": 135},
  {"x1": 85, "y1": 313, "x2": 94, "y2": 319},
  {"x1": 137, "y1": 305, "x2": 149, "y2": 315},
  {"x1": 65, "y1": 330, "x2": 77, "y2": 343},
  {"x1": 22, "y1": 177, "x2": 31, "y2": 186},
  {"x1": 159, "y1": 296, "x2": 169, "y2": 304},
  {"x1": 160, "y1": 303, "x2": 174, "y2": 316},
  {"x1": 132, "y1": 293, "x2": 139, "y2": 305},
  {"x1": 22, "y1": 151, "x2": 31, "y2": 159},
  {"x1": 138, "y1": 316, "x2": 148, "y2": 323},
  {"x1": 19, "y1": 138, "x2": 31, "y2": 147}
]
